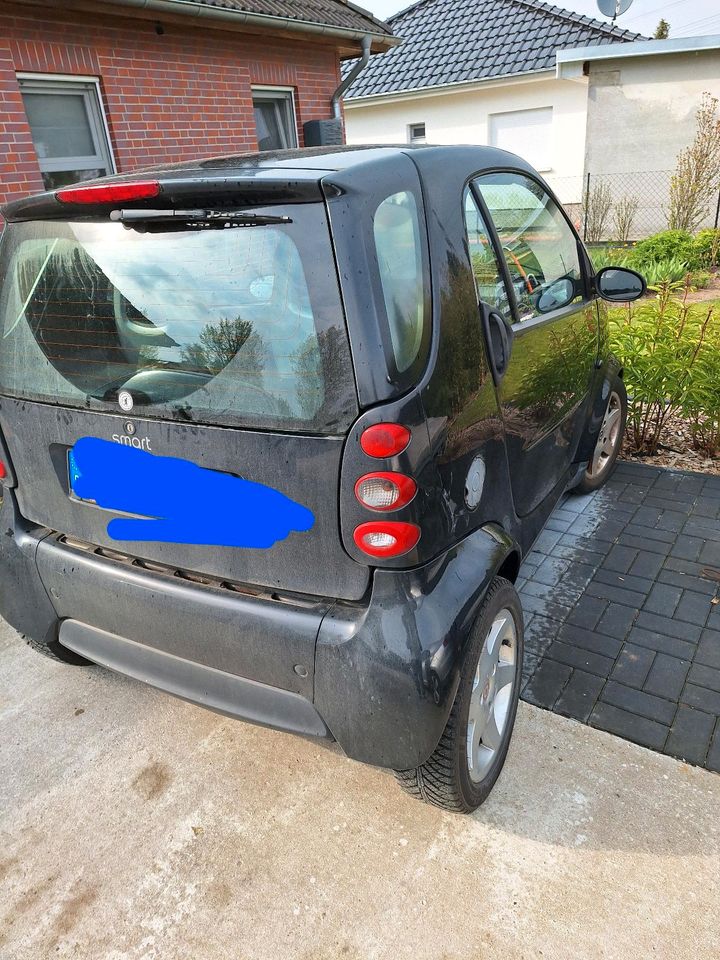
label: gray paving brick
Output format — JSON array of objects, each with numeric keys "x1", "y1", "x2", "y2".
[
  {"x1": 657, "y1": 567, "x2": 717, "y2": 597},
  {"x1": 655, "y1": 511, "x2": 687, "y2": 534},
  {"x1": 602, "y1": 544, "x2": 637, "y2": 574},
  {"x1": 665, "y1": 706, "x2": 716, "y2": 766},
  {"x1": 601, "y1": 680, "x2": 676, "y2": 725},
  {"x1": 707, "y1": 723, "x2": 720, "y2": 773},
  {"x1": 533, "y1": 556, "x2": 571, "y2": 586},
  {"x1": 643, "y1": 582, "x2": 682, "y2": 618},
  {"x1": 549, "y1": 541, "x2": 605, "y2": 567},
  {"x1": 683, "y1": 518, "x2": 720, "y2": 542},
  {"x1": 595, "y1": 602, "x2": 637, "y2": 640},
  {"x1": 690, "y1": 498, "x2": 720, "y2": 519},
  {"x1": 670, "y1": 535, "x2": 704, "y2": 562},
  {"x1": 554, "y1": 669, "x2": 604, "y2": 722},
  {"x1": 694, "y1": 629, "x2": 720, "y2": 670},
  {"x1": 533, "y1": 529, "x2": 563, "y2": 554},
  {"x1": 594, "y1": 568, "x2": 654, "y2": 595},
  {"x1": 611, "y1": 643, "x2": 655, "y2": 688},
  {"x1": 680, "y1": 683, "x2": 720, "y2": 715},
  {"x1": 635, "y1": 611, "x2": 702, "y2": 643},
  {"x1": 544, "y1": 640, "x2": 615, "y2": 677},
  {"x1": 589, "y1": 702, "x2": 669, "y2": 750},
  {"x1": 520, "y1": 593, "x2": 572, "y2": 622},
  {"x1": 687, "y1": 662, "x2": 720, "y2": 694},
  {"x1": 628, "y1": 551, "x2": 665, "y2": 580},
  {"x1": 623, "y1": 523, "x2": 677, "y2": 544},
  {"x1": 674, "y1": 591, "x2": 712, "y2": 628},
  {"x1": 644, "y1": 496, "x2": 693, "y2": 514},
  {"x1": 585, "y1": 579, "x2": 647, "y2": 609},
  {"x1": 643, "y1": 653, "x2": 689, "y2": 701},
  {"x1": 631, "y1": 506, "x2": 662, "y2": 527},
  {"x1": 627, "y1": 626, "x2": 696, "y2": 661},
  {"x1": 556, "y1": 623, "x2": 623, "y2": 659},
  {"x1": 565, "y1": 595, "x2": 608, "y2": 630},
  {"x1": 699, "y1": 540, "x2": 720, "y2": 566},
  {"x1": 523, "y1": 659, "x2": 571, "y2": 710},
  {"x1": 617, "y1": 533, "x2": 671, "y2": 556}
]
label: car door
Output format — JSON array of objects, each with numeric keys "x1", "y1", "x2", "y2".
[{"x1": 467, "y1": 171, "x2": 599, "y2": 517}]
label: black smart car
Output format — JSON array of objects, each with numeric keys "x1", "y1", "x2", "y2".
[{"x1": 0, "y1": 146, "x2": 644, "y2": 813}]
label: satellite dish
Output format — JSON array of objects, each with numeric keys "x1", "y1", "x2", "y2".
[{"x1": 597, "y1": 0, "x2": 634, "y2": 19}]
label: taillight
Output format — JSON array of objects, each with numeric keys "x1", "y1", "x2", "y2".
[
  {"x1": 355, "y1": 472, "x2": 416, "y2": 511},
  {"x1": 56, "y1": 181, "x2": 161, "y2": 204},
  {"x1": 0, "y1": 461, "x2": 5, "y2": 480},
  {"x1": 360, "y1": 423, "x2": 411, "y2": 458},
  {"x1": 353, "y1": 521, "x2": 420, "y2": 558}
]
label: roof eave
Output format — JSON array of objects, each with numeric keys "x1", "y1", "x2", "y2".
[
  {"x1": 345, "y1": 68, "x2": 557, "y2": 105},
  {"x1": 556, "y1": 34, "x2": 720, "y2": 76},
  {"x1": 56, "y1": 0, "x2": 401, "y2": 51}
]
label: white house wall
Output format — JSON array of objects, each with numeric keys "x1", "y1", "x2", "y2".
[{"x1": 345, "y1": 75, "x2": 589, "y2": 205}]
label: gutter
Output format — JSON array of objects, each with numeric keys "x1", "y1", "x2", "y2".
[
  {"x1": 332, "y1": 35, "x2": 372, "y2": 119},
  {"x1": 556, "y1": 34, "x2": 720, "y2": 77},
  {"x1": 102, "y1": 0, "x2": 400, "y2": 49}
]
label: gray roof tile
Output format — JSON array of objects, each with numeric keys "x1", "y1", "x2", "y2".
[
  {"x1": 346, "y1": 0, "x2": 646, "y2": 97},
  {"x1": 168, "y1": 0, "x2": 393, "y2": 36}
]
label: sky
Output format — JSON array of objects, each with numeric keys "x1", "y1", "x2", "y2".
[{"x1": 360, "y1": 0, "x2": 720, "y2": 39}]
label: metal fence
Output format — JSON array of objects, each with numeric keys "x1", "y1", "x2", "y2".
[{"x1": 547, "y1": 171, "x2": 720, "y2": 243}]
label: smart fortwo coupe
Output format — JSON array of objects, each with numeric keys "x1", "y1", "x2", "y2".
[{"x1": 0, "y1": 146, "x2": 644, "y2": 813}]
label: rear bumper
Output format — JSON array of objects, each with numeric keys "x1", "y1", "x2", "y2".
[{"x1": 0, "y1": 486, "x2": 516, "y2": 770}]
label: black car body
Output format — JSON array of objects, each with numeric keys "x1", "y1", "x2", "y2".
[{"x1": 0, "y1": 146, "x2": 642, "y2": 811}]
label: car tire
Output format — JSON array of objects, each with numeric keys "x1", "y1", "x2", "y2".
[
  {"x1": 572, "y1": 377, "x2": 627, "y2": 495},
  {"x1": 394, "y1": 576, "x2": 523, "y2": 814},
  {"x1": 23, "y1": 632, "x2": 92, "y2": 666}
]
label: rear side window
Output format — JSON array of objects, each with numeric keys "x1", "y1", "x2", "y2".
[
  {"x1": 373, "y1": 190, "x2": 425, "y2": 373},
  {"x1": 0, "y1": 206, "x2": 357, "y2": 433}
]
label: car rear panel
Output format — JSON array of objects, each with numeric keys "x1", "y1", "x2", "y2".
[{"x1": 0, "y1": 188, "x2": 369, "y2": 602}]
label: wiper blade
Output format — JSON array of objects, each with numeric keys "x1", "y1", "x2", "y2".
[{"x1": 109, "y1": 209, "x2": 292, "y2": 225}]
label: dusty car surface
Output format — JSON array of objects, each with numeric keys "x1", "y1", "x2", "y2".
[{"x1": 0, "y1": 146, "x2": 644, "y2": 812}]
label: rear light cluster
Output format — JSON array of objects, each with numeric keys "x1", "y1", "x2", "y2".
[
  {"x1": 55, "y1": 181, "x2": 161, "y2": 205},
  {"x1": 353, "y1": 424, "x2": 420, "y2": 559},
  {"x1": 0, "y1": 460, "x2": 5, "y2": 480}
]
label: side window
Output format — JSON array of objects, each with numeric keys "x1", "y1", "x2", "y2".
[
  {"x1": 463, "y1": 189, "x2": 512, "y2": 323},
  {"x1": 474, "y1": 172, "x2": 584, "y2": 323},
  {"x1": 373, "y1": 191, "x2": 425, "y2": 373}
]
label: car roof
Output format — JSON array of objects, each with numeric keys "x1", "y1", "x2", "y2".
[{"x1": 2, "y1": 145, "x2": 534, "y2": 221}]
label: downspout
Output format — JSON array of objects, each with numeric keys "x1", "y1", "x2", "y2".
[{"x1": 331, "y1": 34, "x2": 373, "y2": 120}]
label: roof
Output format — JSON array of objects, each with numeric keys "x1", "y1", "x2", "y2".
[
  {"x1": 93, "y1": 0, "x2": 396, "y2": 50},
  {"x1": 556, "y1": 33, "x2": 720, "y2": 75},
  {"x1": 345, "y1": 0, "x2": 646, "y2": 100}
]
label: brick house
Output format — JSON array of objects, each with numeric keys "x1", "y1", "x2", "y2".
[{"x1": 0, "y1": 0, "x2": 395, "y2": 210}]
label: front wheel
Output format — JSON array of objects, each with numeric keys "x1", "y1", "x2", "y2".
[
  {"x1": 394, "y1": 577, "x2": 523, "y2": 814},
  {"x1": 573, "y1": 377, "x2": 627, "y2": 495}
]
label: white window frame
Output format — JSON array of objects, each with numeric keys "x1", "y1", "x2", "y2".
[
  {"x1": 488, "y1": 107, "x2": 553, "y2": 173},
  {"x1": 17, "y1": 72, "x2": 116, "y2": 182},
  {"x1": 251, "y1": 85, "x2": 298, "y2": 151},
  {"x1": 408, "y1": 122, "x2": 426, "y2": 144}
]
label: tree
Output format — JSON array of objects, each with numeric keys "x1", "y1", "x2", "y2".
[
  {"x1": 654, "y1": 18, "x2": 670, "y2": 39},
  {"x1": 667, "y1": 92, "x2": 720, "y2": 233}
]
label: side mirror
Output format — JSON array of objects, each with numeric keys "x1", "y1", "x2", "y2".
[
  {"x1": 596, "y1": 266, "x2": 646, "y2": 302},
  {"x1": 536, "y1": 277, "x2": 575, "y2": 314}
]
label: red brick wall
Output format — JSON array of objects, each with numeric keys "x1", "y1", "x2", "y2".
[{"x1": 0, "y1": 3, "x2": 342, "y2": 210}]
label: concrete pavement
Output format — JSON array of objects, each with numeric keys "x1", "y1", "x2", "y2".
[{"x1": 1, "y1": 617, "x2": 719, "y2": 960}]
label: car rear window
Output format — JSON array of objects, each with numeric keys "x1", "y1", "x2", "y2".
[{"x1": 0, "y1": 204, "x2": 358, "y2": 433}]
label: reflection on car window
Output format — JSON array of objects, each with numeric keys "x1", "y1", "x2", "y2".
[
  {"x1": 474, "y1": 173, "x2": 584, "y2": 323},
  {"x1": 463, "y1": 189, "x2": 512, "y2": 322},
  {"x1": 373, "y1": 191, "x2": 425, "y2": 373}
]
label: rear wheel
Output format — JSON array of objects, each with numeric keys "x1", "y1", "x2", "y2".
[
  {"x1": 573, "y1": 377, "x2": 627, "y2": 495},
  {"x1": 394, "y1": 576, "x2": 523, "y2": 814}
]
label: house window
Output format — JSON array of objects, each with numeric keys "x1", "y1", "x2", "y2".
[
  {"x1": 489, "y1": 107, "x2": 553, "y2": 172},
  {"x1": 252, "y1": 88, "x2": 298, "y2": 152},
  {"x1": 18, "y1": 76, "x2": 115, "y2": 190},
  {"x1": 408, "y1": 122, "x2": 426, "y2": 144}
]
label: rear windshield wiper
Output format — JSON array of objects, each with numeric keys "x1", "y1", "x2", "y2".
[{"x1": 109, "y1": 209, "x2": 292, "y2": 225}]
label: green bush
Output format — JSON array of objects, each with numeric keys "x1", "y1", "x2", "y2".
[
  {"x1": 587, "y1": 246, "x2": 631, "y2": 271},
  {"x1": 689, "y1": 270, "x2": 712, "y2": 289},
  {"x1": 692, "y1": 228, "x2": 720, "y2": 268},
  {"x1": 608, "y1": 280, "x2": 720, "y2": 456},
  {"x1": 639, "y1": 257, "x2": 692, "y2": 286},
  {"x1": 626, "y1": 230, "x2": 699, "y2": 270}
]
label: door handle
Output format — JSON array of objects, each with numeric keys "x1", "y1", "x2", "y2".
[{"x1": 481, "y1": 305, "x2": 514, "y2": 383}]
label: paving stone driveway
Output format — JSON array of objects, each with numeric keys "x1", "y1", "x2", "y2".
[{"x1": 518, "y1": 460, "x2": 720, "y2": 772}]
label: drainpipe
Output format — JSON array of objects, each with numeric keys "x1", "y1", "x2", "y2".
[{"x1": 331, "y1": 34, "x2": 373, "y2": 120}]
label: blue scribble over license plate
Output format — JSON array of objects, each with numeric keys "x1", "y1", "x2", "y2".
[{"x1": 67, "y1": 449, "x2": 95, "y2": 504}]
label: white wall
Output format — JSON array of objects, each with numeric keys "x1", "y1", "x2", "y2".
[{"x1": 345, "y1": 74, "x2": 589, "y2": 203}]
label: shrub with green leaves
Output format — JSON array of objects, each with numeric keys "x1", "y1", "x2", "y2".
[
  {"x1": 639, "y1": 257, "x2": 692, "y2": 286},
  {"x1": 626, "y1": 230, "x2": 699, "y2": 270},
  {"x1": 692, "y1": 228, "x2": 720, "y2": 269},
  {"x1": 608, "y1": 280, "x2": 720, "y2": 456}
]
